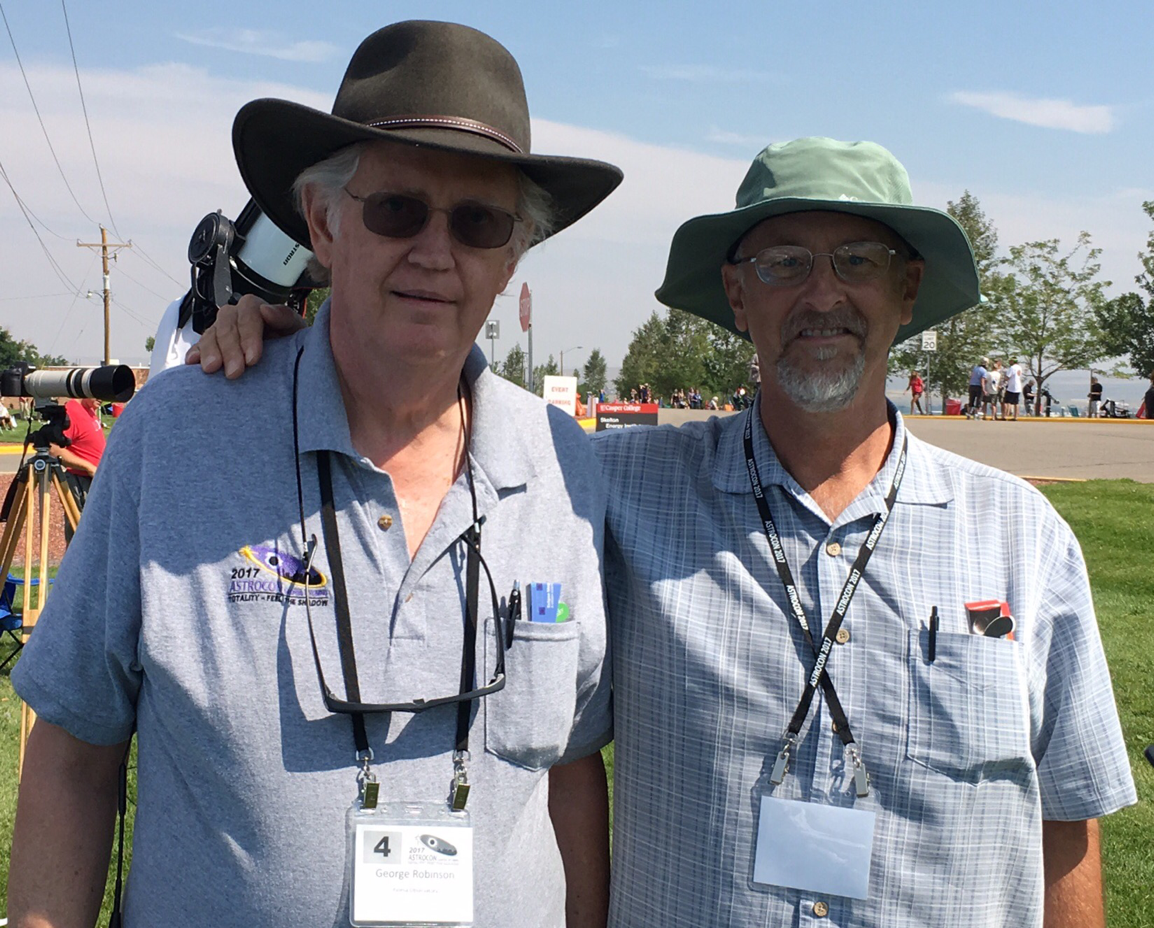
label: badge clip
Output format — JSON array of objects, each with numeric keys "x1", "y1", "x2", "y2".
[
  {"x1": 449, "y1": 751, "x2": 471, "y2": 812},
  {"x1": 847, "y1": 744, "x2": 870, "y2": 798},
  {"x1": 770, "y1": 735, "x2": 796, "y2": 786},
  {"x1": 356, "y1": 749, "x2": 378, "y2": 810}
]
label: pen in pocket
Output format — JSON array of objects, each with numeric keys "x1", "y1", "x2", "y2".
[
  {"x1": 928, "y1": 606, "x2": 938, "y2": 663},
  {"x1": 506, "y1": 580, "x2": 521, "y2": 648}
]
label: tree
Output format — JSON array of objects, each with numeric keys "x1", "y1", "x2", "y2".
[
  {"x1": 1095, "y1": 201, "x2": 1154, "y2": 377},
  {"x1": 498, "y1": 343, "x2": 527, "y2": 389},
  {"x1": 1000, "y1": 233, "x2": 1109, "y2": 404},
  {"x1": 616, "y1": 309, "x2": 754, "y2": 401},
  {"x1": 0, "y1": 326, "x2": 71, "y2": 370},
  {"x1": 579, "y1": 348, "x2": 607, "y2": 397},
  {"x1": 305, "y1": 287, "x2": 331, "y2": 326},
  {"x1": 531, "y1": 354, "x2": 559, "y2": 397},
  {"x1": 145, "y1": 336, "x2": 156, "y2": 354},
  {"x1": 888, "y1": 191, "x2": 1005, "y2": 409}
]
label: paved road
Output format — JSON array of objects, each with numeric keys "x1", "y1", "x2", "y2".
[
  {"x1": 654, "y1": 411, "x2": 1154, "y2": 483},
  {"x1": 4, "y1": 414, "x2": 1151, "y2": 482}
]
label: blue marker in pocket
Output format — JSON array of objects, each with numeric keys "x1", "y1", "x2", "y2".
[{"x1": 529, "y1": 583, "x2": 569, "y2": 622}]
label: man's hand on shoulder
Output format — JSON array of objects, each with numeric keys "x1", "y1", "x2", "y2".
[{"x1": 185, "y1": 294, "x2": 307, "y2": 379}]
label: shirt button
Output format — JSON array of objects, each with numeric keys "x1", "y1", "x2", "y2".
[
  {"x1": 813, "y1": 900, "x2": 829, "y2": 917},
  {"x1": 835, "y1": 628, "x2": 851, "y2": 644},
  {"x1": 825, "y1": 541, "x2": 841, "y2": 557},
  {"x1": 378, "y1": 514, "x2": 393, "y2": 531}
]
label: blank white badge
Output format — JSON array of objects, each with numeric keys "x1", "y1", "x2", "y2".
[{"x1": 752, "y1": 797, "x2": 875, "y2": 900}]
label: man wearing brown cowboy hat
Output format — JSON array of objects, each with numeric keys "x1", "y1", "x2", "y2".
[
  {"x1": 9, "y1": 22, "x2": 620, "y2": 928},
  {"x1": 597, "y1": 138, "x2": 1134, "y2": 927}
]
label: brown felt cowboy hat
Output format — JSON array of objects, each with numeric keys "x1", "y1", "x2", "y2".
[{"x1": 233, "y1": 20, "x2": 623, "y2": 249}]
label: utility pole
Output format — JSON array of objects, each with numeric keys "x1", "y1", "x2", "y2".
[{"x1": 78, "y1": 226, "x2": 131, "y2": 365}]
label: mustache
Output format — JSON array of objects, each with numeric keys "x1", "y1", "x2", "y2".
[{"x1": 782, "y1": 308, "x2": 868, "y2": 342}]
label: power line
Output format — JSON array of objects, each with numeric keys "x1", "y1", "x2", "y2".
[
  {"x1": 126, "y1": 241, "x2": 184, "y2": 287},
  {"x1": 45, "y1": 257, "x2": 98, "y2": 357},
  {"x1": 60, "y1": 0, "x2": 120, "y2": 238},
  {"x1": 0, "y1": 161, "x2": 71, "y2": 241},
  {"x1": 110, "y1": 295, "x2": 154, "y2": 328},
  {"x1": 0, "y1": 0, "x2": 101, "y2": 229},
  {"x1": 114, "y1": 260, "x2": 177, "y2": 303},
  {"x1": 0, "y1": 157, "x2": 82, "y2": 293},
  {"x1": 0, "y1": 292, "x2": 75, "y2": 301}
]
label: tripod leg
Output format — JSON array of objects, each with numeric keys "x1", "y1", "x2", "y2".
[
  {"x1": 36, "y1": 465, "x2": 52, "y2": 603},
  {"x1": 0, "y1": 466, "x2": 30, "y2": 579},
  {"x1": 52, "y1": 469, "x2": 82, "y2": 539},
  {"x1": 18, "y1": 466, "x2": 52, "y2": 780}
]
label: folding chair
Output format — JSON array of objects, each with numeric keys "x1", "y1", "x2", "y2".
[{"x1": 0, "y1": 573, "x2": 44, "y2": 672}]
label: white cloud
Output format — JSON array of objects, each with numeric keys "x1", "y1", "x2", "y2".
[
  {"x1": 948, "y1": 90, "x2": 1115, "y2": 134},
  {"x1": 705, "y1": 127, "x2": 770, "y2": 148},
  {"x1": 176, "y1": 29, "x2": 339, "y2": 63},
  {"x1": 640, "y1": 64, "x2": 778, "y2": 83}
]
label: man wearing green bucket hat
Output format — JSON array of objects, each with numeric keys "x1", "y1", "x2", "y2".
[
  {"x1": 598, "y1": 138, "x2": 1134, "y2": 927},
  {"x1": 193, "y1": 137, "x2": 1135, "y2": 927}
]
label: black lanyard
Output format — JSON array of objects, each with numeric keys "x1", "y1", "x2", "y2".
[
  {"x1": 742, "y1": 411, "x2": 906, "y2": 793},
  {"x1": 311, "y1": 450, "x2": 505, "y2": 749},
  {"x1": 289, "y1": 348, "x2": 504, "y2": 809}
]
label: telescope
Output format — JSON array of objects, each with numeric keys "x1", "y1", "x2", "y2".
[
  {"x1": 182, "y1": 199, "x2": 313, "y2": 335},
  {"x1": 0, "y1": 363, "x2": 136, "y2": 404},
  {"x1": 149, "y1": 199, "x2": 315, "y2": 376}
]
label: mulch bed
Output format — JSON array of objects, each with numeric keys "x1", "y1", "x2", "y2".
[{"x1": 0, "y1": 472, "x2": 70, "y2": 568}]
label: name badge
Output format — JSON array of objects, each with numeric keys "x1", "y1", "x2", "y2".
[
  {"x1": 349, "y1": 800, "x2": 474, "y2": 927},
  {"x1": 752, "y1": 796, "x2": 875, "y2": 900}
]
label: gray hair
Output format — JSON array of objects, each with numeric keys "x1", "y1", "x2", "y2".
[{"x1": 292, "y1": 141, "x2": 555, "y2": 283}]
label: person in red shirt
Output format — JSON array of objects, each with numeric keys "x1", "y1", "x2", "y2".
[
  {"x1": 904, "y1": 369, "x2": 925, "y2": 414},
  {"x1": 49, "y1": 397, "x2": 106, "y2": 541}
]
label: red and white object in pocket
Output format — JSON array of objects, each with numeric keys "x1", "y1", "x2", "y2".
[{"x1": 965, "y1": 600, "x2": 1015, "y2": 639}]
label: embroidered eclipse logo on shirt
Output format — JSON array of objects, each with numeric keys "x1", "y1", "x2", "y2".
[{"x1": 227, "y1": 544, "x2": 330, "y2": 606}]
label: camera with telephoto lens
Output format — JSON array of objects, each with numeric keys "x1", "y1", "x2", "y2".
[
  {"x1": 0, "y1": 362, "x2": 136, "y2": 405},
  {"x1": 0, "y1": 363, "x2": 136, "y2": 451}
]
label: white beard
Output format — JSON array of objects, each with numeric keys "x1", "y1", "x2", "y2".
[{"x1": 776, "y1": 347, "x2": 866, "y2": 412}]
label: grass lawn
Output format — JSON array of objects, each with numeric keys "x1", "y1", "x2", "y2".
[{"x1": 0, "y1": 480, "x2": 1150, "y2": 923}]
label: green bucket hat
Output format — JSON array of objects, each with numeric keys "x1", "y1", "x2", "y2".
[
  {"x1": 233, "y1": 20, "x2": 623, "y2": 249},
  {"x1": 655, "y1": 137, "x2": 980, "y2": 344}
]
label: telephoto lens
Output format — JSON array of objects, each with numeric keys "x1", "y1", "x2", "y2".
[{"x1": 19, "y1": 365, "x2": 136, "y2": 403}]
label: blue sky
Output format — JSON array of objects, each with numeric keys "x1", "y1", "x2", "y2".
[{"x1": 1, "y1": 0, "x2": 1151, "y2": 388}]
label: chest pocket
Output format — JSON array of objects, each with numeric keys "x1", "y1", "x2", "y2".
[
  {"x1": 483, "y1": 618, "x2": 580, "y2": 770},
  {"x1": 906, "y1": 629, "x2": 1031, "y2": 783}
]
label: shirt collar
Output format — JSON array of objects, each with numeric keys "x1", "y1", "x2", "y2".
[
  {"x1": 712, "y1": 393, "x2": 953, "y2": 512},
  {"x1": 293, "y1": 300, "x2": 534, "y2": 493},
  {"x1": 293, "y1": 301, "x2": 357, "y2": 457}
]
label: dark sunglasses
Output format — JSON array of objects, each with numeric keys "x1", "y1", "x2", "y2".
[{"x1": 344, "y1": 189, "x2": 522, "y2": 249}]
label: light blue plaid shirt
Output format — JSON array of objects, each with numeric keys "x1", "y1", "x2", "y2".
[{"x1": 595, "y1": 402, "x2": 1135, "y2": 928}]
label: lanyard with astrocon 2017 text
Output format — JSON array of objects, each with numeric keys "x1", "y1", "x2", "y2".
[{"x1": 743, "y1": 411, "x2": 907, "y2": 797}]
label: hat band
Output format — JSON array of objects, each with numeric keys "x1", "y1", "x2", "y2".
[{"x1": 367, "y1": 116, "x2": 524, "y2": 154}]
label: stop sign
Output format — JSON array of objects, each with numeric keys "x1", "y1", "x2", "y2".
[{"x1": 519, "y1": 282, "x2": 532, "y2": 332}]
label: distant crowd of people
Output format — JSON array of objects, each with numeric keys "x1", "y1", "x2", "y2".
[{"x1": 624, "y1": 355, "x2": 762, "y2": 412}]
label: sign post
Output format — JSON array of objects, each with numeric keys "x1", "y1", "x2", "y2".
[
  {"x1": 485, "y1": 320, "x2": 500, "y2": 369},
  {"x1": 921, "y1": 329, "x2": 937, "y2": 413},
  {"x1": 519, "y1": 283, "x2": 533, "y2": 393}
]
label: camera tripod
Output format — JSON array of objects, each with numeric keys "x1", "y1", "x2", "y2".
[{"x1": 0, "y1": 445, "x2": 80, "y2": 778}]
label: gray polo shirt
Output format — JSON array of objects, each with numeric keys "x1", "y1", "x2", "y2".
[{"x1": 14, "y1": 305, "x2": 611, "y2": 927}]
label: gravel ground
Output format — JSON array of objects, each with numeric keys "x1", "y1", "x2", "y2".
[{"x1": 0, "y1": 472, "x2": 70, "y2": 568}]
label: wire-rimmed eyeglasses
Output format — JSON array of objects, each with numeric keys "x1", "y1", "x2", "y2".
[{"x1": 730, "y1": 241, "x2": 899, "y2": 286}]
